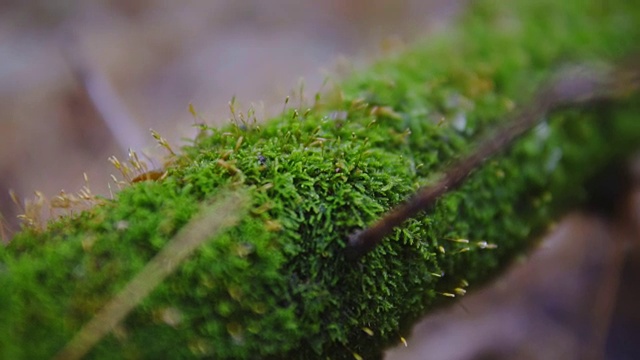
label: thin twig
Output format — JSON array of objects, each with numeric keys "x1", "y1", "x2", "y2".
[
  {"x1": 54, "y1": 189, "x2": 249, "y2": 360},
  {"x1": 346, "y1": 61, "x2": 640, "y2": 260}
]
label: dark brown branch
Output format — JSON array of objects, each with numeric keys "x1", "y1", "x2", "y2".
[{"x1": 346, "y1": 62, "x2": 640, "y2": 260}]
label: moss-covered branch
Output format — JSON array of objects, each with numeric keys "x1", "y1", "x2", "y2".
[{"x1": 1, "y1": 0, "x2": 639, "y2": 359}]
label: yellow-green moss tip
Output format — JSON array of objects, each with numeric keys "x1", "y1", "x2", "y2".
[{"x1": 2, "y1": 0, "x2": 640, "y2": 359}]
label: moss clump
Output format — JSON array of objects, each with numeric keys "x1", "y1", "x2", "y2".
[{"x1": 1, "y1": 0, "x2": 639, "y2": 359}]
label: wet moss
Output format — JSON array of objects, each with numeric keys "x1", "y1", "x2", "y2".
[{"x1": 1, "y1": 0, "x2": 639, "y2": 358}]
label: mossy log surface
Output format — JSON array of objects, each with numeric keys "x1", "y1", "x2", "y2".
[{"x1": 2, "y1": 0, "x2": 639, "y2": 359}]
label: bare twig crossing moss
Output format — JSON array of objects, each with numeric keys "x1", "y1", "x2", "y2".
[{"x1": 54, "y1": 189, "x2": 249, "y2": 360}]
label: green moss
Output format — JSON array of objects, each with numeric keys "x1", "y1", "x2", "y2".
[{"x1": 1, "y1": 0, "x2": 639, "y2": 359}]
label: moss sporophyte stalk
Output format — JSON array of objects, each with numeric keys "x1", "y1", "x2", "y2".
[{"x1": 2, "y1": 0, "x2": 640, "y2": 359}]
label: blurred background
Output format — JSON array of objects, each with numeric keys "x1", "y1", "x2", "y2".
[
  {"x1": 1, "y1": 1, "x2": 639, "y2": 360},
  {"x1": 0, "y1": 0, "x2": 460, "y2": 232}
]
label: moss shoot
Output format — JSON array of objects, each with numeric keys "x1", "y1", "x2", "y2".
[{"x1": 1, "y1": 0, "x2": 639, "y2": 359}]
